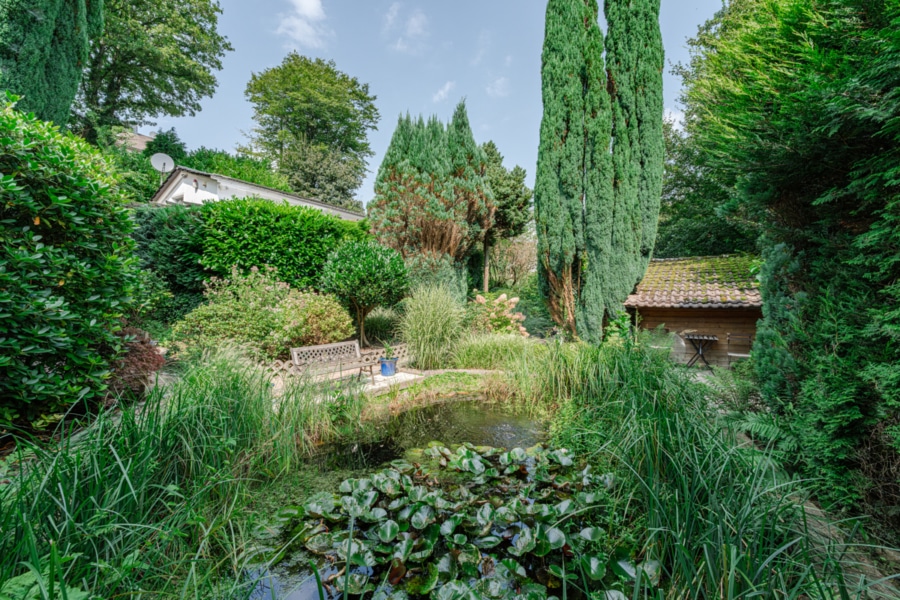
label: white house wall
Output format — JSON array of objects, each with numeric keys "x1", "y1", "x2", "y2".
[{"x1": 166, "y1": 173, "x2": 219, "y2": 205}]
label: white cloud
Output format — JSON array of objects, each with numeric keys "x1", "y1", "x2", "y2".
[
  {"x1": 432, "y1": 81, "x2": 456, "y2": 103},
  {"x1": 383, "y1": 2, "x2": 401, "y2": 33},
  {"x1": 486, "y1": 76, "x2": 510, "y2": 98},
  {"x1": 472, "y1": 30, "x2": 491, "y2": 66},
  {"x1": 383, "y1": 5, "x2": 429, "y2": 54},
  {"x1": 278, "y1": 0, "x2": 330, "y2": 48}
]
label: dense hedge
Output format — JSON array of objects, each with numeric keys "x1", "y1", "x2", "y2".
[
  {"x1": 200, "y1": 199, "x2": 368, "y2": 289},
  {"x1": 0, "y1": 101, "x2": 139, "y2": 424}
]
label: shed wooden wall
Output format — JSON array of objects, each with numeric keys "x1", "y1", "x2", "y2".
[{"x1": 633, "y1": 307, "x2": 762, "y2": 368}]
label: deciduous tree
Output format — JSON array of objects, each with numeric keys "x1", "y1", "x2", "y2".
[
  {"x1": 73, "y1": 0, "x2": 231, "y2": 141},
  {"x1": 0, "y1": 0, "x2": 103, "y2": 125}
]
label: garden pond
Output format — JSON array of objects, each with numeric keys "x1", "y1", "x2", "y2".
[{"x1": 248, "y1": 399, "x2": 656, "y2": 600}]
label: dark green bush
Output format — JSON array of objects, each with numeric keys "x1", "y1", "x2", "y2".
[
  {"x1": 200, "y1": 198, "x2": 368, "y2": 289},
  {"x1": 0, "y1": 100, "x2": 139, "y2": 424},
  {"x1": 132, "y1": 204, "x2": 207, "y2": 295}
]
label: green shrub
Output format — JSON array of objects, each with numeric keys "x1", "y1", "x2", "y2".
[
  {"x1": 364, "y1": 306, "x2": 401, "y2": 344},
  {"x1": 200, "y1": 198, "x2": 368, "y2": 289},
  {"x1": 131, "y1": 204, "x2": 207, "y2": 295},
  {"x1": 0, "y1": 100, "x2": 139, "y2": 424},
  {"x1": 509, "y1": 273, "x2": 555, "y2": 337},
  {"x1": 406, "y1": 253, "x2": 468, "y2": 303},
  {"x1": 173, "y1": 267, "x2": 353, "y2": 360},
  {"x1": 320, "y1": 240, "x2": 408, "y2": 346},
  {"x1": 400, "y1": 285, "x2": 465, "y2": 370}
]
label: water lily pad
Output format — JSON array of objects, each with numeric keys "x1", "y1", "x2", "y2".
[
  {"x1": 410, "y1": 539, "x2": 435, "y2": 562},
  {"x1": 389, "y1": 497, "x2": 409, "y2": 511},
  {"x1": 340, "y1": 478, "x2": 374, "y2": 494},
  {"x1": 362, "y1": 507, "x2": 388, "y2": 523},
  {"x1": 408, "y1": 486, "x2": 429, "y2": 502},
  {"x1": 303, "y1": 492, "x2": 336, "y2": 518},
  {"x1": 580, "y1": 555, "x2": 607, "y2": 581},
  {"x1": 476, "y1": 504, "x2": 495, "y2": 526},
  {"x1": 406, "y1": 563, "x2": 439, "y2": 594},
  {"x1": 304, "y1": 532, "x2": 333, "y2": 554},
  {"x1": 391, "y1": 460, "x2": 415, "y2": 474},
  {"x1": 611, "y1": 559, "x2": 637, "y2": 581},
  {"x1": 554, "y1": 499, "x2": 574, "y2": 516},
  {"x1": 378, "y1": 519, "x2": 400, "y2": 543},
  {"x1": 440, "y1": 515, "x2": 463, "y2": 537},
  {"x1": 548, "y1": 449, "x2": 573, "y2": 467},
  {"x1": 452, "y1": 533, "x2": 468, "y2": 545},
  {"x1": 432, "y1": 580, "x2": 480, "y2": 600},
  {"x1": 544, "y1": 527, "x2": 566, "y2": 550},
  {"x1": 499, "y1": 558, "x2": 527, "y2": 578},
  {"x1": 388, "y1": 558, "x2": 407, "y2": 585},
  {"x1": 514, "y1": 582, "x2": 549, "y2": 600},
  {"x1": 474, "y1": 535, "x2": 502, "y2": 549},
  {"x1": 436, "y1": 554, "x2": 458, "y2": 582},
  {"x1": 393, "y1": 538, "x2": 414, "y2": 561},
  {"x1": 603, "y1": 592, "x2": 627, "y2": 600},
  {"x1": 579, "y1": 527, "x2": 604, "y2": 542},
  {"x1": 411, "y1": 505, "x2": 435, "y2": 529},
  {"x1": 335, "y1": 573, "x2": 372, "y2": 595},
  {"x1": 510, "y1": 524, "x2": 535, "y2": 556},
  {"x1": 638, "y1": 560, "x2": 661, "y2": 586}
]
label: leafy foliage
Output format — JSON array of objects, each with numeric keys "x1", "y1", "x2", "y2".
[
  {"x1": 280, "y1": 136, "x2": 365, "y2": 212},
  {"x1": 131, "y1": 204, "x2": 207, "y2": 296},
  {"x1": 72, "y1": 0, "x2": 232, "y2": 141},
  {"x1": 369, "y1": 102, "x2": 495, "y2": 264},
  {"x1": 142, "y1": 127, "x2": 187, "y2": 162},
  {"x1": 682, "y1": 0, "x2": 900, "y2": 508},
  {"x1": 107, "y1": 327, "x2": 166, "y2": 399},
  {"x1": 480, "y1": 141, "x2": 532, "y2": 292},
  {"x1": 320, "y1": 240, "x2": 409, "y2": 346},
  {"x1": 199, "y1": 198, "x2": 368, "y2": 289},
  {"x1": 535, "y1": 0, "x2": 663, "y2": 341},
  {"x1": 0, "y1": 0, "x2": 102, "y2": 125},
  {"x1": 172, "y1": 267, "x2": 353, "y2": 360},
  {"x1": 0, "y1": 100, "x2": 139, "y2": 424},
  {"x1": 468, "y1": 293, "x2": 529, "y2": 337},
  {"x1": 274, "y1": 444, "x2": 639, "y2": 600},
  {"x1": 654, "y1": 119, "x2": 758, "y2": 258}
]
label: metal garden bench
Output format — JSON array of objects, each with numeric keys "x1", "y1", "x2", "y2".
[{"x1": 290, "y1": 341, "x2": 375, "y2": 384}]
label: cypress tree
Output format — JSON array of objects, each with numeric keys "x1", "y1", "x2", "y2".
[
  {"x1": 535, "y1": 0, "x2": 663, "y2": 340},
  {"x1": 0, "y1": 0, "x2": 103, "y2": 125}
]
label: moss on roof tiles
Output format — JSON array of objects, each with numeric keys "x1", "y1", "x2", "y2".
[{"x1": 625, "y1": 255, "x2": 762, "y2": 309}]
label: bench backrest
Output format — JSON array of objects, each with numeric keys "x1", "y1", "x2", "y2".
[{"x1": 291, "y1": 341, "x2": 361, "y2": 367}]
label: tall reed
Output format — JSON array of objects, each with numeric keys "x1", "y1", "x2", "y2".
[{"x1": 0, "y1": 350, "x2": 364, "y2": 598}]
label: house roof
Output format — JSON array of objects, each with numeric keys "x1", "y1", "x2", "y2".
[
  {"x1": 150, "y1": 166, "x2": 365, "y2": 221},
  {"x1": 117, "y1": 131, "x2": 156, "y2": 152},
  {"x1": 625, "y1": 255, "x2": 762, "y2": 309}
]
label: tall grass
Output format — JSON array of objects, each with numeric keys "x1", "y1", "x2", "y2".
[
  {"x1": 399, "y1": 285, "x2": 465, "y2": 370},
  {"x1": 0, "y1": 351, "x2": 364, "y2": 598},
  {"x1": 508, "y1": 338, "x2": 896, "y2": 599},
  {"x1": 452, "y1": 333, "x2": 540, "y2": 370}
]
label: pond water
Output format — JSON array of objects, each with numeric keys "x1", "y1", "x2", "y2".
[
  {"x1": 309, "y1": 400, "x2": 546, "y2": 472},
  {"x1": 249, "y1": 399, "x2": 547, "y2": 600}
]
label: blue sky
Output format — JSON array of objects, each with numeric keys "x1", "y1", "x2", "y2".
[{"x1": 151, "y1": 0, "x2": 724, "y2": 205}]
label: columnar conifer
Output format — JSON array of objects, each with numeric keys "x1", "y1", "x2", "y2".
[
  {"x1": 0, "y1": 0, "x2": 103, "y2": 125},
  {"x1": 535, "y1": 0, "x2": 663, "y2": 341}
]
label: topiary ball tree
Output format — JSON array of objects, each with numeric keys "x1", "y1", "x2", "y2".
[
  {"x1": 320, "y1": 240, "x2": 408, "y2": 347},
  {"x1": 0, "y1": 97, "x2": 139, "y2": 424}
]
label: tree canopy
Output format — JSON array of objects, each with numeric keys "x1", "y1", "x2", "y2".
[
  {"x1": 682, "y1": 0, "x2": 900, "y2": 509},
  {"x1": 72, "y1": 0, "x2": 231, "y2": 141},
  {"x1": 0, "y1": 0, "x2": 103, "y2": 125},
  {"x1": 535, "y1": 0, "x2": 663, "y2": 341},
  {"x1": 369, "y1": 101, "x2": 494, "y2": 265}
]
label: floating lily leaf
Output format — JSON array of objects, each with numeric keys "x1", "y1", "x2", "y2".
[
  {"x1": 440, "y1": 515, "x2": 463, "y2": 537},
  {"x1": 474, "y1": 535, "x2": 502, "y2": 549},
  {"x1": 457, "y1": 544, "x2": 481, "y2": 569},
  {"x1": 303, "y1": 492, "x2": 336, "y2": 518},
  {"x1": 476, "y1": 504, "x2": 495, "y2": 526},
  {"x1": 362, "y1": 507, "x2": 388, "y2": 523},
  {"x1": 388, "y1": 558, "x2": 407, "y2": 585},
  {"x1": 499, "y1": 558, "x2": 527, "y2": 578},
  {"x1": 396, "y1": 505, "x2": 415, "y2": 522},
  {"x1": 335, "y1": 573, "x2": 372, "y2": 595},
  {"x1": 515, "y1": 582, "x2": 549, "y2": 600},
  {"x1": 304, "y1": 532, "x2": 333, "y2": 554},
  {"x1": 638, "y1": 560, "x2": 661, "y2": 586},
  {"x1": 378, "y1": 520, "x2": 400, "y2": 543},
  {"x1": 432, "y1": 581, "x2": 480, "y2": 600},
  {"x1": 576, "y1": 492, "x2": 601, "y2": 506},
  {"x1": 388, "y1": 497, "x2": 409, "y2": 511},
  {"x1": 406, "y1": 563, "x2": 439, "y2": 594},
  {"x1": 580, "y1": 556, "x2": 607, "y2": 581},
  {"x1": 372, "y1": 471, "x2": 403, "y2": 496},
  {"x1": 493, "y1": 507, "x2": 517, "y2": 524},
  {"x1": 341, "y1": 495, "x2": 365, "y2": 518},
  {"x1": 393, "y1": 538, "x2": 414, "y2": 561},
  {"x1": 510, "y1": 525, "x2": 535, "y2": 556},
  {"x1": 391, "y1": 460, "x2": 415, "y2": 474},
  {"x1": 410, "y1": 539, "x2": 436, "y2": 562},
  {"x1": 579, "y1": 527, "x2": 604, "y2": 542},
  {"x1": 408, "y1": 486, "x2": 429, "y2": 502},
  {"x1": 603, "y1": 592, "x2": 627, "y2": 600},
  {"x1": 276, "y1": 505, "x2": 303, "y2": 520},
  {"x1": 544, "y1": 527, "x2": 567, "y2": 550},
  {"x1": 437, "y1": 553, "x2": 458, "y2": 582},
  {"x1": 360, "y1": 491, "x2": 380, "y2": 508},
  {"x1": 340, "y1": 478, "x2": 374, "y2": 494},
  {"x1": 452, "y1": 533, "x2": 468, "y2": 545},
  {"x1": 611, "y1": 559, "x2": 638, "y2": 581},
  {"x1": 554, "y1": 499, "x2": 574, "y2": 516},
  {"x1": 411, "y1": 505, "x2": 435, "y2": 529},
  {"x1": 548, "y1": 449, "x2": 574, "y2": 467}
]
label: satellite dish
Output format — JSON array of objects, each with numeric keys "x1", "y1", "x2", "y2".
[{"x1": 150, "y1": 153, "x2": 175, "y2": 174}]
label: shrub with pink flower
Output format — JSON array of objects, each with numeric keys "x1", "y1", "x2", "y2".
[{"x1": 468, "y1": 292, "x2": 529, "y2": 337}]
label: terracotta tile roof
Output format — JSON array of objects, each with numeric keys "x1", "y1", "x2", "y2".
[{"x1": 625, "y1": 255, "x2": 762, "y2": 309}]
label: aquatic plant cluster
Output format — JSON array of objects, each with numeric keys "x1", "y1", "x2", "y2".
[{"x1": 272, "y1": 443, "x2": 657, "y2": 600}]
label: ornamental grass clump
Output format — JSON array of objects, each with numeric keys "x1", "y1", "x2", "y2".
[{"x1": 400, "y1": 285, "x2": 465, "y2": 370}]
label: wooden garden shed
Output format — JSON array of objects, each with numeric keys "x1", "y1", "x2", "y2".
[{"x1": 625, "y1": 255, "x2": 762, "y2": 368}]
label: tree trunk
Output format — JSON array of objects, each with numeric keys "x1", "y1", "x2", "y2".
[
  {"x1": 483, "y1": 238, "x2": 490, "y2": 293},
  {"x1": 357, "y1": 308, "x2": 369, "y2": 347}
]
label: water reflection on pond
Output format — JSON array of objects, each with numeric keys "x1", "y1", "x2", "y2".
[{"x1": 310, "y1": 399, "x2": 546, "y2": 472}]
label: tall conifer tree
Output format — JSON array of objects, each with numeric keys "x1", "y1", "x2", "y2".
[
  {"x1": 535, "y1": 0, "x2": 663, "y2": 341},
  {"x1": 0, "y1": 0, "x2": 103, "y2": 125}
]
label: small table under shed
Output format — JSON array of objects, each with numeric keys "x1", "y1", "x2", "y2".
[{"x1": 684, "y1": 334, "x2": 718, "y2": 368}]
